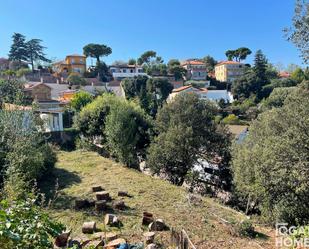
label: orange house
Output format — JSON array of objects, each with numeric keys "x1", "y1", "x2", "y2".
[{"x1": 52, "y1": 54, "x2": 86, "y2": 75}]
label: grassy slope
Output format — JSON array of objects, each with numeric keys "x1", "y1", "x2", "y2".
[{"x1": 42, "y1": 150, "x2": 275, "y2": 249}]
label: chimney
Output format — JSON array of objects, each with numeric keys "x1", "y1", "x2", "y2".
[
  {"x1": 40, "y1": 77, "x2": 43, "y2": 83},
  {"x1": 56, "y1": 79, "x2": 59, "y2": 84}
]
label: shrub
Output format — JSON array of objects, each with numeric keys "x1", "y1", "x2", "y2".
[
  {"x1": 222, "y1": 114, "x2": 240, "y2": 125},
  {"x1": 0, "y1": 196, "x2": 64, "y2": 249},
  {"x1": 234, "y1": 220, "x2": 255, "y2": 237},
  {"x1": 67, "y1": 73, "x2": 87, "y2": 86}
]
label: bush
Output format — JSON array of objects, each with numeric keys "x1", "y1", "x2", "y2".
[
  {"x1": 234, "y1": 220, "x2": 255, "y2": 237},
  {"x1": 0, "y1": 110, "x2": 56, "y2": 188},
  {"x1": 222, "y1": 114, "x2": 240, "y2": 125},
  {"x1": 0, "y1": 196, "x2": 64, "y2": 249},
  {"x1": 70, "y1": 91, "x2": 93, "y2": 112},
  {"x1": 67, "y1": 73, "x2": 87, "y2": 86}
]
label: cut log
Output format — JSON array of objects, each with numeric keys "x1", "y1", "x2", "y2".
[
  {"x1": 84, "y1": 239, "x2": 104, "y2": 248},
  {"x1": 104, "y1": 214, "x2": 119, "y2": 226},
  {"x1": 95, "y1": 200, "x2": 107, "y2": 212},
  {"x1": 143, "y1": 231, "x2": 155, "y2": 245},
  {"x1": 96, "y1": 191, "x2": 110, "y2": 201},
  {"x1": 106, "y1": 238, "x2": 126, "y2": 248},
  {"x1": 142, "y1": 211, "x2": 154, "y2": 225},
  {"x1": 113, "y1": 200, "x2": 126, "y2": 210},
  {"x1": 75, "y1": 199, "x2": 88, "y2": 209},
  {"x1": 148, "y1": 219, "x2": 166, "y2": 231},
  {"x1": 92, "y1": 186, "x2": 103, "y2": 192},
  {"x1": 146, "y1": 243, "x2": 158, "y2": 249},
  {"x1": 93, "y1": 232, "x2": 118, "y2": 242},
  {"x1": 68, "y1": 236, "x2": 91, "y2": 248},
  {"x1": 54, "y1": 230, "x2": 71, "y2": 247},
  {"x1": 82, "y1": 221, "x2": 96, "y2": 234},
  {"x1": 118, "y1": 191, "x2": 129, "y2": 197}
]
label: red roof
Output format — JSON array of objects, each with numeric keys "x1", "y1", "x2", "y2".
[
  {"x1": 172, "y1": 85, "x2": 208, "y2": 94},
  {"x1": 181, "y1": 60, "x2": 205, "y2": 66},
  {"x1": 279, "y1": 71, "x2": 290, "y2": 78}
]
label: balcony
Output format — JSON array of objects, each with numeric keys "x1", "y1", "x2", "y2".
[{"x1": 112, "y1": 72, "x2": 148, "y2": 78}]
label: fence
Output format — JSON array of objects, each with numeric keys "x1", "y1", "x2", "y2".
[{"x1": 171, "y1": 229, "x2": 197, "y2": 249}]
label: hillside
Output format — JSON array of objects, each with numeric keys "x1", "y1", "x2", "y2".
[{"x1": 41, "y1": 150, "x2": 275, "y2": 248}]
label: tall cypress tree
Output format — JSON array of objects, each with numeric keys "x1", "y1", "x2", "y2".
[
  {"x1": 8, "y1": 33, "x2": 28, "y2": 62},
  {"x1": 253, "y1": 49, "x2": 268, "y2": 82}
]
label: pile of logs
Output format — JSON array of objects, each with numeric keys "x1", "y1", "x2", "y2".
[{"x1": 56, "y1": 186, "x2": 167, "y2": 248}]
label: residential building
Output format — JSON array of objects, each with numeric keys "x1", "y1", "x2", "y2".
[
  {"x1": 109, "y1": 64, "x2": 147, "y2": 80},
  {"x1": 181, "y1": 60, "x2": 208, "y2": 81},
  {"x1": 215, "y1": 61, "x2": 245, "y2": 83},
  {"x1": 278, "y1": 71, "x2": 290, "y2": 78},
  {"x1": 0, "y1": 58, "x2": 9, "y2": 71},
  {"x1": 168, "y1": 85, "x2": 233, "y2": 103},
  {"x1": 24, "y1": 82, "x2": 52, "y2": 101},
  {"x1": 52, "y1": 54, "x2": 86, "y2": 75}
]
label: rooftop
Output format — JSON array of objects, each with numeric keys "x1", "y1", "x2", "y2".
[{"x1": 216, "y1": 61, "x2": 243, "y2": 66}]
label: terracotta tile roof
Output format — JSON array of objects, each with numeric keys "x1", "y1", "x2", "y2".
[
  {"x1": 108, "y1": 80, "x2": 121, "y2": 87},
  {"x1": 172, "y1": 85, "x2": 192, "y2": 92},
  {"x1": 181, "y1": 60, "x2": 205, "y2": 66},
  {"x1": 279, "y1": 71, "x2": 290, "y2": 78},
  {"x1": 216, "y1": 61, "x2": 242, "y2": 66}
]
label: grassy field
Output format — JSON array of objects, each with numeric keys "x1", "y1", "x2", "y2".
[{"x1": 41, "y1": 150, "x2": 275, "y2": 248}]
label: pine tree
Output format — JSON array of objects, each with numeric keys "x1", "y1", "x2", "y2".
[
  {"x1": 8, "y1": 33, "x2": 28, "y2": 62},
  {"x1": 253, "y1": 49, "x2": 268, "y2": 82},
  {"x1": 26, "y1": 39, "x2": 50, "y2": 72}
]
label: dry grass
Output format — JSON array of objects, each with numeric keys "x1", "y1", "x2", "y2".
[{"x1": 41, "y1": 150, "x2": 275, "y2": 248}]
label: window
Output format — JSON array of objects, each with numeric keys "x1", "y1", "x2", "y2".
[
  {"x1": 71, "y1": 59, "x2": 75, "y2": 64},
  {"x1": 80, "y1": 58, "x2": 84, "y2": 63}
]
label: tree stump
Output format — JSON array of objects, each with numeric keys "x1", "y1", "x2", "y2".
[
  {"x1": 113, "y1": 200, "x2": 126, "y2": 210},
  {"x1": 104, "y1": 214, "x2": 119, "y2": 226},
  {"x1": 93, "y1": 232, "x2": 118, "y2": 242},
  {"x1": 118, "y1": 191, "x2": 129, "y2": 197},
  {"x1": 143, "y1": 231, "x2": 155, "y2": 245},
  {"x1": 95, "y1": 200, "x2": 107, "y2": 212},
  {"x1": 106, "y1": 238, "x2": 126, "y2": 248},
  {"x1": 54, "y1": 230, "x2": 71, "y2": 247},
  {"x1": 146, "y1": 243, "x2": 158, "y2": 249},
  {"x1": 148, "y1": 219, "x2": 166, "y2": 231},
  {"x1": 142, "y1": 211, "x2": 154, "y2": 225},
  {"x1": 85, "y1": 239, "x2": 104, "y2": 248},
  {"x1": 96, "y1": 191, "x2": 110, "y2": 201},
  {"x1": 92, "y1": 186, "x2": 104, "y2": 192},
  {"x1": 82, "y1": 221, "x2": 96, "y2": 234},
  {"x1": 75, "y1": 199, "x2": 88, "y2": 209}
]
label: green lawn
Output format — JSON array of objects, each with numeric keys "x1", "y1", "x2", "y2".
[{"x1": 41, "y1": 150, "x2": 275, "y2": 248}]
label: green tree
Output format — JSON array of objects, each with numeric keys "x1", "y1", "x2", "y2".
[
  {"x1": 167, "y1": 59, "x2": 186, "y2": 80},
  {"x1": 236, "y1": 47, "x2": 252, "y2": 61},
  {"x1": 290, "y1": 67, "x2": 306, "y2": 83},
  {"x1": 285, "y1": 0, "x2": 309, "y2": 63},
  {"x1": 83, "y1": 43, "x2": 112, "y2": 64},
  {"x1": 0, "y1": 79, "x2": 30, "y2": 107},
  {"x1": 202, "y1": 55, "x2": 217, "y2": 72},
  {"x1": 232, "y1": 82, "x2": 309, "y2": 224},
  {"x1": 225, "y1": 50, "x2": 235, "y2": 61},
  {"x1": 70, "y1": 91, "x2": 93, "y2": 112},
  {"x1": 147, "y1": 93, "x2": 231, "y2": 187},
  {"x1": 26, "y1": 39, "x2": 51, "y2": 72},
  {"x1": 105, "y1": 99, "x2": 152, "y2": 167},
  {"x1": 0, "y1": 110, "x2": 56, "y2": 188},
  {"x1": 67, "y1": 73, "x2": 87, "y2": 86},
  {"x1": 121, "y1": 76, "x2": 173, "y2": 116},
  {"x1": 128, "y1": 58, "x2": 136, "y2": 65},
  {"x1": 137, "y1": 50, "x2": 157, "y2": 65},
  {"x1": 8, "y1": 33, "x2": 28, "y2": 63}
]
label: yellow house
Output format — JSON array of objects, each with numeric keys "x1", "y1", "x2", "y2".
[
  {"x1": 215, "y1": 61, "x2": 245, "y2": 83},
  {"x1": 52, "y1": 54, "x2": 86, "y2": 75}
]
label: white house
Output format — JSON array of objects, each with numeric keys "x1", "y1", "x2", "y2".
[
  {"x1": 109, "y1": 64, "x2": 148, "y2": 80},
  {"x1": 168, "y1": 85, "x2": 233, "y2": 103}
]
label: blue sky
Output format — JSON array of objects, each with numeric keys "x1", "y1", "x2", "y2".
[{"x1": 0, "y1": 0, "x2": 304, "y2": 67}]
